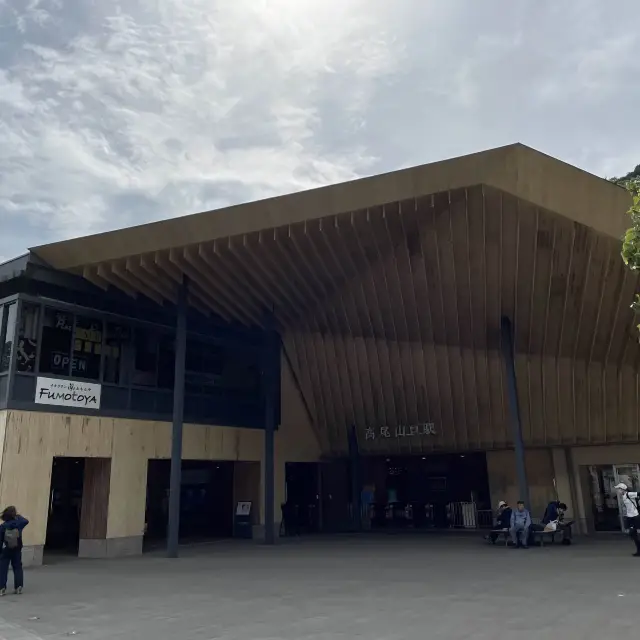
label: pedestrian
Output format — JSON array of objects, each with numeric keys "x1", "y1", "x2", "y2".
[
  {"x1": 510, "y1": 500, "x2": 531, "y2": 548},
  {"x1": 615, "y1": 483, "x2": 640, "y2": 557},
  {"x1": 488, "y1": 501, "x2": 512, "y2": 543},
  {"x1": 0, "y1": 506, "x2": 29, "y2": 596}
]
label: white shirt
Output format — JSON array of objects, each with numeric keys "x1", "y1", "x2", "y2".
[{"x1": 621, "y1": 492, "x2": 639, "y2": 518}]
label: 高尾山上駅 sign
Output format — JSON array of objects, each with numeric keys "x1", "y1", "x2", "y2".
[{"x1": 364, "y1": 423, "x2": 436, "y2": 441}]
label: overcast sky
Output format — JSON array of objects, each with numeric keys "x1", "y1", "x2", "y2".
[{"x1": 0, "y1": 0, "x2": 638, "y2": 263}]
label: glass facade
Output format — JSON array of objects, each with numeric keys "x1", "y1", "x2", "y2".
[
  {"x1": 0, "y1": 293, "x2": 272, "y2": 429},
  {"x1": 0, "y1": 302, "x2": 17, "y2": 373}
]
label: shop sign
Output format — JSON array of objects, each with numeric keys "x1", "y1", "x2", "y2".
[
  {"x1": 35, "y1": 377, "x2": 102, "y2": 410},
  {"x1": 364, "y1": 423, "x2": 436, "y2": 441}
]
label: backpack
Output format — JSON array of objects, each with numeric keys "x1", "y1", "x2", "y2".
[{"x1": 3, "y1": 527, "x2": 20, "y2": 549}]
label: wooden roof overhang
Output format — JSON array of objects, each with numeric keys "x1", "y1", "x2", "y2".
[{"x1": 30, "y1": 144, "x2": 638, "y2": 454}]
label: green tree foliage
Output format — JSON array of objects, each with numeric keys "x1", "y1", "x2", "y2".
[
  {"x1": 612, "y1": 165, "x2": 640, "y2": 187},
  {"x1": 619, "y1": 175, "x2": 640, "y2": 328}
]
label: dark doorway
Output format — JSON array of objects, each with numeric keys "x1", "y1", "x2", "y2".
[
  {"x1": 362, "y1": 453, "x2": 491, "y2": 529},
  {"x1": 320, "y1": 460, "x2": 351, "y2": 532},
  {"x1": 283, "y1": 462, "x2": 319, "y2": 534},
  {"x1": 144, "y1": 460, "x2": 234, "y2": 546},
  {"x1": 45, "y1": 457, "x2": 84, "y2": 553}
]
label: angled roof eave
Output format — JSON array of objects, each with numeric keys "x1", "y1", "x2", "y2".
[{"x1": 31, "y1": 143, "x2": 630, "y2": 271}]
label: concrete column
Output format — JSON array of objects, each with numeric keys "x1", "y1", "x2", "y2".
[
  {"x1": 96, "y1": 424, "x2": 148, "y2": 558},
  {"x1": 486, "y1": 449, "x2": 556, "y2": 519},
  {"x1": 551, "y1": 448, "x2": 575, "y2": 518},
  {"x1": 256, "y1": 458, "x2": 284, "y2": 541}
]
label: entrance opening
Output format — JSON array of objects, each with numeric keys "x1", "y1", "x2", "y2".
[
  {"x1": 362, "y1": 453, "x2": 491, "y2": 530},
  {"x1": 283, "y1": 462, "x2": 319, "y2": 534},
  {"x1": 144, "y1": 460, "x2": 234, "y2": 547},
  {"x1": 45, "y1": 457, "x2": 85, "y2": 555},
  {"x1": 587, "y1": 464, "x2": 640, "y2": 531}
]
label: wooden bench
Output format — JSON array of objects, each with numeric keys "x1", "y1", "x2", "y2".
[
  {"x1": 531, "y1": 529, "x2": 558, "y2": 546},
  {"x1": 488, "y1": 529, "x2": 510, "y2": 546},
  {"x1": 489, "y1": 527, "x2": 567, "y2": 547}
]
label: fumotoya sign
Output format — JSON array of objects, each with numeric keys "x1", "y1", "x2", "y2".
[
  {"x1": 364, "y1": 423, "x2": 436, "y2": 441},
  {"x1": 35, "y1": 377, "x2": 102, "y2": 410}
]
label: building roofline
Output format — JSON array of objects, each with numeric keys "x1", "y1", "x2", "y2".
[
  {"x1": 0, "y1": 253, "x2": 32, "y2": 282},
  {"x1": 31, "y1": 143, "x2": 630, "y2": 271}
]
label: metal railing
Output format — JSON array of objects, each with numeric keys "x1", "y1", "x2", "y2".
[{"x1": 447, "y1": 502, "x2": 494, "y2": 529}]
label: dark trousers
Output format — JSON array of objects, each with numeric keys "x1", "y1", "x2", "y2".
[
  {"x1": 0, "y1": 548, "x2": 23, "y2": 590},
  {"x1": 626, "y1": 516, "x2": 640, "y2": 554},
  {"x1": 560, "y1": 521, "x2": 575, "y2": 542}
]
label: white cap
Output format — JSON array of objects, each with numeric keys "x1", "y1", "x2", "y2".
[
  {"x1": 497, "y1": 500, "x2": 507, "y2": 508},
  {"x1": 615, "y1": 483, "x2": 628, "y2": 490}
]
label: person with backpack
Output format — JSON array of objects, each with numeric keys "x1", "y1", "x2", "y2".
[
  {"x1": 615, "y1": 483, "x2": 640, "y2": 557},
  {"x1": 0, "y1": 506, "x2": 29, "y2": 595}
]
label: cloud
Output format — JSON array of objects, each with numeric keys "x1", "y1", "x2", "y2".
[
  {"x1": 0, "y1": 0, "x2": 409, "y2": 259},
  {"x1": 0, "y1": 0, "x2": 639, "y2": 263}
]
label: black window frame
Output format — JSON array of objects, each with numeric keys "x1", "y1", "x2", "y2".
[
  {"x1": 0, "y1": 295, "x2": 20, "y2": 408},
  {"x1": 6, "y1": 292, "x2": 270, "y2": 429}
]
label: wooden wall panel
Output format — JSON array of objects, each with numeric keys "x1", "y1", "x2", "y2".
[
  {"x1": 557, "y1": 357, "x2": 575, "y2": 444},
  {"x1": 233, "y1": 462, "x2": 261, "y2": 524},
  {"x1": 260, "y1": 187, "x2": 640, "y2": 455},
  {"x1": 80, "y1": 458, "x2": 111, "y2": 539},
  {"x1": 0, "y1": 381, "x2": 320, "y2": 544}
]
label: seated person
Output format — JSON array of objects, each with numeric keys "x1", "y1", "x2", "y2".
[
  {"x1": 489, "y1": 501, "x2": 512, "y2": 543},
  {"x1": 541, "y1": 501, "x2": 574, "y2": 545},
  {"x1": 510, "y1": 500, "x2": 531, "y2": 548}
]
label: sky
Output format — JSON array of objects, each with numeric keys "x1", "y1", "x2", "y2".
[{"x1": 0, "y1": 0, "x2": 638, "y2": 263}]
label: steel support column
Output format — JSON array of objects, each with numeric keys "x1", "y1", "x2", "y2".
[
  {"x1": 167, "y1": 277, "x2": 188, "y2": 558},
  {"x1": 263, "y1": 315, "x2": 279, "y2": 544},
  {"x1": 348, "y1": 425, "x2": 362, "y2": 531},
  {"x1": 500, "y1": 316, "x2": 530, "y2": 509}
]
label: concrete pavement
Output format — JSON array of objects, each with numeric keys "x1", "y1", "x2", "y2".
[{"x1": 0, "y1": 534, "x2": 638, "y2": 639}]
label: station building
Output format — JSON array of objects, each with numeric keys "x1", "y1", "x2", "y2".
[{"x1": 0, "y1": 143, "x2": 638, "y2": 565}]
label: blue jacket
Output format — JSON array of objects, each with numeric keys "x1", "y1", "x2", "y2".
[
  {"x1": 0, "y1": 516, "x2": 29, "y2": 551},
  {"x1": 510, "y1": 508, "x2": 531, "y2": 529},
  {"x1": 542, "y1": 501, "x2": 560, "y2": 525}
]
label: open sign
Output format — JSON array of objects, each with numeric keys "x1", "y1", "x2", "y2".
[{"x1": 51, "y1": 352, "x2": 87, "y2": 373}]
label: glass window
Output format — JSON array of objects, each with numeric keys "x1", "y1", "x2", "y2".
[
  {"x1": 0, "y1": 303, "x2": 17, "y2": 373},
  {"x1": 103, "y1": 322, "x2": 131, "y2": 385},
  {"x1": 221, "y1": 351, "x2": 260, "y2": 393},
  {"x1": 158, "y1": 334, "x2": 175, "y2": 390},
  {"x1": 185, "y1": 339, "x2": 223, "y2": 394},
  {"x1": 132, "y1": 327, "x2": 158, "y2": 387},
  {"x1": 39, "y1": 308, "x2": 74, "y2": 375},
  {"x1": 72, "y1": 315, "x2": 102, "y2": 380},
  {"x1": 16, "y1": 303, "x2": 40, "y2": 373}
]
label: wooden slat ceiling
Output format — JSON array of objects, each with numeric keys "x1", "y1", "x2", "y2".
[{"x1": 78, "y1": 183, "x2": 640, "y2": 456}]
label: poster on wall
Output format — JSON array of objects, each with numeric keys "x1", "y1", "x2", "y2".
[
  {"x1": 236, "y1": 501, "x2": 252, "y2": 516},
  {"x1": 34, "y1": 377, "x2": 102, "y2": 410}
]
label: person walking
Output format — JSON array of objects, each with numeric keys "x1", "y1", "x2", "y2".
[
  {"x1": 615, "y1": 483, "x2": 640, "y2": 557},
  {"x1": 0, "y1": 506, "x2": 29, "y2": 596}
]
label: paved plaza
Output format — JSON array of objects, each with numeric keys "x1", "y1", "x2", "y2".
[{"x1": 0, "y1": 534, "x2": 639, "y2": 639}]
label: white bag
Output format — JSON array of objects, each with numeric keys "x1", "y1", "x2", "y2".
[{"x1": 544, "y1": 520, "x2": 558, "y2": 532}]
